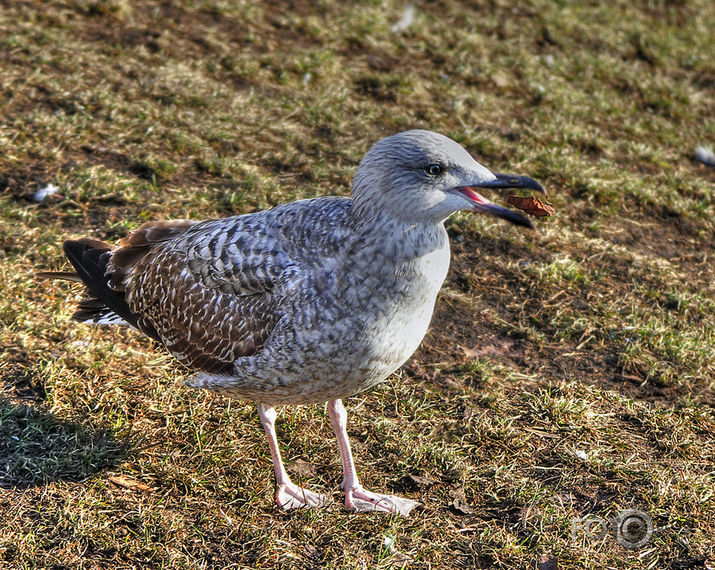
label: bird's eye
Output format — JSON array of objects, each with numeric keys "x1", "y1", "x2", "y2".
[{"x1": 427, "y1": 163, "x2": 443, "y2": 176}]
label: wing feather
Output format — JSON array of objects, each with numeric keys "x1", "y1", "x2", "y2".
[{"x1": 110, "y1": 217, "x2": 292, "y2": 374}]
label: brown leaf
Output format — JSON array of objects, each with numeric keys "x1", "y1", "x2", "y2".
[
  {"x1": 507, "y1": 195, "x2": 555, "y2": 217},
  {"x1": 407, "y1": 474, "x2": 438, "y2": 487},
  {"x1": 385, "y1": 552, "x2": 415, "y2": 568},
  {"x1": 450, "y1": 499, "x2": 476, "y2": 515},
  {"x1": 460, "y1": 340, "x2": 516, "y2": 359},
  {"x1": 287, "y1": 459, "x2": 318, "y2": 478},
  {"x1": 108, "y1": 474, "x2": 154, "y2": 492}
]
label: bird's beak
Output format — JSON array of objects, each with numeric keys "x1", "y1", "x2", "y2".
[
  {"x1": 451, "y1": 173, "x2": 546, "y2": 229},
  {"x1": 475, "y1": 173, "x2": 547, "y2": 197}
]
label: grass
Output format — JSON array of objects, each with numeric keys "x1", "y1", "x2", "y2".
[{"x1": 1, "y1": 0, "x2": 714, "y2": 567}]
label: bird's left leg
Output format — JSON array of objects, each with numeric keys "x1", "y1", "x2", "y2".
[
  {"x1": 257, "y1": 403, "x2": 330, "y2": 510},
  {"x1": 327, "y1": 398, "x2": 420, "y2": 517}
]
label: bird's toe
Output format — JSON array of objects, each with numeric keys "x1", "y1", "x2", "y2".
[
  {"x1": 276, "y1": 483, "x2": 331, "y2": 510},
  {"x1": 345, "y1": 488, "x2": 420, "y2": 517}
]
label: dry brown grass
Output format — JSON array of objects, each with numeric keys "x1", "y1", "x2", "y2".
[{"x1": 1, "y1": 1, "x2": 713, "y2": 568}]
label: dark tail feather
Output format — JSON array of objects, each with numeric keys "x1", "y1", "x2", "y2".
[
  {"x1": 37, "y1": 271, "x2": 82, "y2": 282},
  {"x1": 72, "y1": 298, "x2": 127, "y2": 325},
  {"x1": 61, "y1": 239, "x2": 149, "y2": 333}
]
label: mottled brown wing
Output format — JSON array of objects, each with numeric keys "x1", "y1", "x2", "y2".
[{"x1": 107, "y1": 220, "x2": 283, "y2": 374}]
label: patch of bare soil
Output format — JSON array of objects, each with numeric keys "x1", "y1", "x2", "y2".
[{"x1": 412, "y1": 227, "x2": 714, "y2": 407}]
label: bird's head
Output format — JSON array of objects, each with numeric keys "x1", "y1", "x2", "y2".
[{"x1": 351, "y1": 130, "x2": 545, "y2": 227}]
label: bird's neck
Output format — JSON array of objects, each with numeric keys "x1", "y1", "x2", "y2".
[{"x1": 346, "y1": 205, "x2": 450, "y2": 266}]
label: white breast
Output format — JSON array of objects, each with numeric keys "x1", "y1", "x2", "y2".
[{"x1": 358, "y1": 236, "x2": 451, "y2": 376}]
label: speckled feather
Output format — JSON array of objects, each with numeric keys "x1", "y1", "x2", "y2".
[{"x1": 56, "y1": 130, "x2": 532, "y2": 406}]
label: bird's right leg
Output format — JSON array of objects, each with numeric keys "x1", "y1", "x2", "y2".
[
  {"x1": 257, "y1": 403, "x2": 330, "y2": 510},
  {"x1": 328, "y1": 399, "x2": 420, "y2": 517}
]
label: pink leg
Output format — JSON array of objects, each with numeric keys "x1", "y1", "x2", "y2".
[
  {"x1": 257, "y1": 403, "x2": 330, "y2": 510},
  {"x1": 327, "y1": 399, "x2": 419, "y2": 517}
]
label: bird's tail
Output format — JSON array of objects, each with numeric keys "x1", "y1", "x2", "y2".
[
  {"x1": 39, "y1": 239, "x2": 139, "y2": 328},
  {"x1": 41, "y1": 221, "x2": 195, "y2": 339}
]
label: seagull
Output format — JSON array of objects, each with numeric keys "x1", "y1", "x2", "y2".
[{"x1": 42, "y1": 130, "x2": 545, "y2": 516}]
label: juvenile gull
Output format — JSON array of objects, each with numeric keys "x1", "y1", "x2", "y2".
[{"x1": 43, "y1": 130, "x2": 544, "y2": 516}]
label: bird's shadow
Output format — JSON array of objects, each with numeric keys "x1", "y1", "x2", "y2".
[{"x1": 0, "y1": 370, "x2": 126, "y2": 489}]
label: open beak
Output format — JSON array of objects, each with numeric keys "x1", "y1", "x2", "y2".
[
  {"x1": 476, "y1": 173, "x2": 546, "y2": 197},
  {"x1": 452, "y1": 173, "x2": 545, "y2": 229}
]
